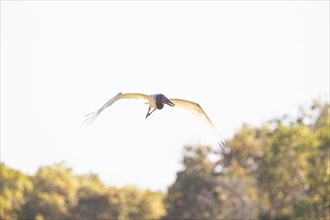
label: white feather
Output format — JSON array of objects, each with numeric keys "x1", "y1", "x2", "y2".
[
  {"x1": 84, "y1": 92, "x2": 151, "y2": 125},
  {"x1": 169, "y1": 98, "x2": 225, "y2": 148}
]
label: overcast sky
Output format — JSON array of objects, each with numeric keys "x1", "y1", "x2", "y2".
[{"x1": 1, "y1": 1, "x2": 329, "y2": 191}]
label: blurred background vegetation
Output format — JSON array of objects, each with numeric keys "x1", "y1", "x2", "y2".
[{"x1": 1, "y1": 100, "x2": 329, "y2": 220}]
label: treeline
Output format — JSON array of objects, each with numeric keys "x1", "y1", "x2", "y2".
[
  {"x1": 0, "y1": 163, "x2": 165, "y2": 220},
  {"x1": 1, "y1": 100, "x2": 329, "y2": 220}
]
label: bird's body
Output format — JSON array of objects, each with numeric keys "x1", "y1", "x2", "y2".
[
  {"x1": 85, "y1": 92, "x2": 225, "y2": 147},
  {"x1": 146, "y1": 95, "x2": 157, "y2": 109},
  {"x1": 147, "y1": 94, "x2": 170, "y2": 109}
]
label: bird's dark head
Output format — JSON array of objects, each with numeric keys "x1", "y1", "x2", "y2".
[{"x1": 156, "y1": 94, "x2": 175, "y2": 109}]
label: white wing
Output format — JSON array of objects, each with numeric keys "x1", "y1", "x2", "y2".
[
  {"x1": 169, "y1": 98, "x2": 225, "y2": 148},
  {"x1": 84, "y1": 92, "x2": 151, "y2": 125}
]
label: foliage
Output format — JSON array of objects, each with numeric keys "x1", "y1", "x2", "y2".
[
  {"x1": 18, "y1": 162, "x2": 79, "y2": 219},
  {"x1": 1, "y1": 100, "x2": 328, "y2": 219},
  {"x1": 72, "y1": 186, "x2": 165, "y2": 219},
  {"x1": 0, "y1": 163, "x2": 32, "y2": 220},
  {"x1": 164, "y1": 100, "x2": 329, "y2": 219},
  {"x1": 1, "y1": 163, "x2": 165, "y2": 220},
  {"x1": 164, "y1": 146, "x2": 222, "y2": 219}
]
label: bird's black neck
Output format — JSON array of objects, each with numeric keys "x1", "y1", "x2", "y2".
[{"x1": 155, "y1": 94, "x2": 164, "y2": 109}]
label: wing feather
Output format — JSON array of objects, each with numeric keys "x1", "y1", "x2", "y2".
[
  {"x1": 169, "y1": 98, "x2": 225, "y2": 147},
  {"x1": 84, "y1": 92, "x2": 150, "y2": 125}
]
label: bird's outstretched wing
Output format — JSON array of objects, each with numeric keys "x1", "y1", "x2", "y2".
[
  {"x1": 84, "y1": 92, "x2": 150, "y2": 125},
  {"x1": 169, "y1": 98, "x2": 225, "y2": 147}
]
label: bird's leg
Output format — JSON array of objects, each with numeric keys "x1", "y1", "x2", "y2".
[
  {"x1": 146, "y1": 107, "x2": 151, "y2": 118},
  {"x1": 149, "y1": 108, "x2": 156, "y2": 116},
  {"x1": 146, "y1": 107, "x2": 156, "y2": 119}
]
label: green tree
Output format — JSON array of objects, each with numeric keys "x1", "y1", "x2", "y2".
[
  {"x1": 73, "y1": 185, "x2": 165, "y2": 220},
  {"x1": 137, "y1": 189, "x2": 165, "y2": 219},
  {"x1": 296, "y1": 102, "x2": 329, "y2": 219},
  {"x1": 107, "y1": 186, "x2": 165, "y2": 220},
  {"x1": 76, "y1": 173, "x2": 107, "y2": 199},
  {"x1": 72, "y1": 192, "x2": 117, "y2": 219},
  {"x1": 0, "y1": 163, "x2": 32, "y2": 219},
  {"x1": 220, "y1": 125, "x2": 268, "y2": 219},
  {"x1": 257, "y1": 123, "x2": 315, "y2": 219},
  {"x1": 19, "y1": 162, "x2": 79, "y2": 219},
  {"x1": 256, "y1": 102, "x2": 329, "y2": 219},
  {"x1": 71, "y1": 173, "x2": 110, "y2": 219},
  {"x1": 165, "y1": 100, "x2": 329, "y2": 220},
  {"x1": 164, "y1": 146, "x2": 222, "y2": 219}
]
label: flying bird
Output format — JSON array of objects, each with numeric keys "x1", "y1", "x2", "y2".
[{"x1": 84, "y1": 92, "x2": 225, "y2": 147}]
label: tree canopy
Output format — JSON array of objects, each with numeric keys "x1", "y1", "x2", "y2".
[
  {"x1": 164, "y1": 100, "x2": 329, "y2": 220},
  {"x1": 1, "y1": 100, "x2": 329, "y2": 219}
]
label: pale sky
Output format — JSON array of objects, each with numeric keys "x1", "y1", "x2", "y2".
[{"x1": 1, "y1": 1, "x2": 329, "y2": 191}]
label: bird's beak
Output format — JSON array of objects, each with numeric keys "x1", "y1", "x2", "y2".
[{"x1": 163, "y1": 97, "x2": 175, "y2": 107}]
